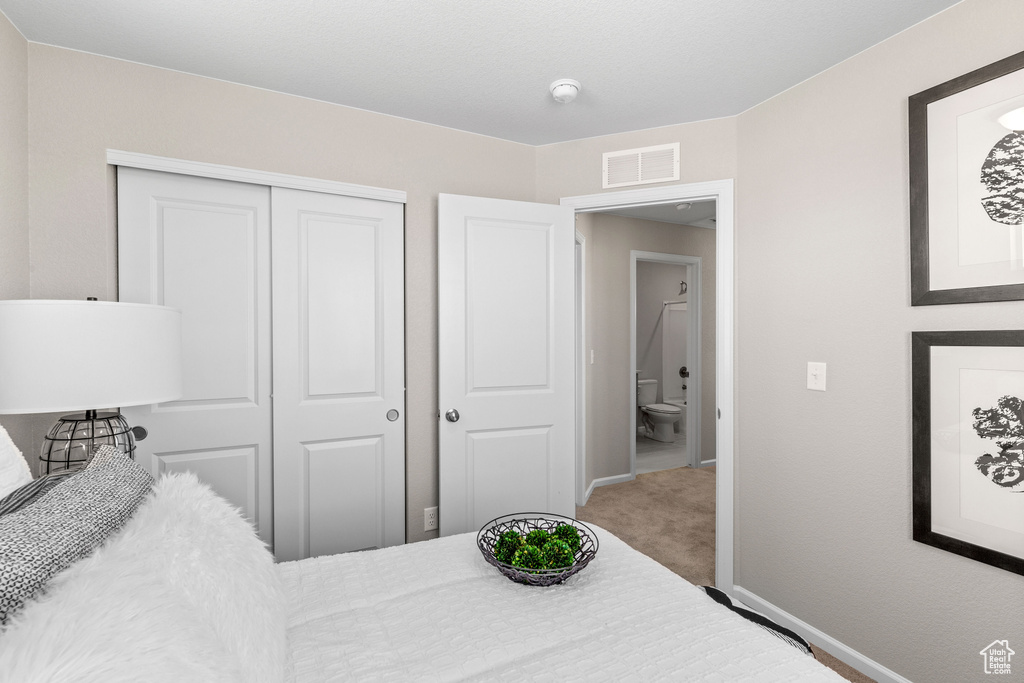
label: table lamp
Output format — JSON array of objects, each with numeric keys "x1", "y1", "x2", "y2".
[{"x1": 0, "y1": 299, "x2": 182, "y2": 473}]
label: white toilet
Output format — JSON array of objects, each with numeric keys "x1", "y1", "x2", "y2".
[
  {"x1": 637, "y1": 379, "x2": 681, "y2": 443},
  {"x1": 663, "y1": 398, "x2": 687, "y2": 433}
]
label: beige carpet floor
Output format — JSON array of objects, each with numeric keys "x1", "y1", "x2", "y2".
[
  {"x1": 576, "y1": 464, "x2": 717, "y2": 586},
  {"x1": 576, "y1": 466, "x2": 874, "y2": 683}
]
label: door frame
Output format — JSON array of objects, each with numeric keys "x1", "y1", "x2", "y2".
[
  {"x1": 561, "y1": 178, "x2": 735, "y2": 592},
  {"x1": 630, "y1": 251, "x2": 701, "y2": 472},
  {"x1": 575, "y1": 229, "x2": 587, "y2": 507}
]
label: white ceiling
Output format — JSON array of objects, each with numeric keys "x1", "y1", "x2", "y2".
[
  {"x1": 0, "y1": 0, "x2": 962, "y2": 145},
  {"x1": 605, "y1": 200, "x2": 717, "y2": 228}
]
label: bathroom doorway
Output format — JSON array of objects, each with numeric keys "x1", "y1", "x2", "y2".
[
  {"x1": 570, "y1": 197, "x2": 717, "y2": 488},
  {"x1": 633, "y1": 253, "x2": 701, "y2": 474},
  {"x1": 564, "y1": 180, "x2": 733, "y2": 590}
]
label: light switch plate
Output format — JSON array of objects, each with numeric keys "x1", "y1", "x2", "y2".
[{"x1": 807, "y1": 362, "x2": 826, "y2": 391}]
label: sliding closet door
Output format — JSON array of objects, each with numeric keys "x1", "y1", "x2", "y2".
[
  {"x1": 118, "y1": 167, "x2": 274, "y2": 547},
  {"x1": 271, "y1": 188, "x2": 405, "y2": 561}
]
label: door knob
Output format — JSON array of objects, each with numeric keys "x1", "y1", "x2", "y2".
[
  {"x1": 386, "y1": 409, "x2": 400, "y2": 422},
  {"x1": 445, "y1": 409, "x2": 460, "y2": 423}
]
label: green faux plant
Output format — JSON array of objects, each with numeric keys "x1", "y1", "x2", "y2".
[
  {"x1": 494, "y1": 530, "x2": 525, "y2": 564},
  {"x1": 495, "y1": 524, "x2": 581, "y2": 573},
  {"x1": 551, "y1": 524, "x2": 581, "y2": 553},
  {"x1": 510, "y1": 544, "x2": 545, "y2": 572},
  {"x1": 540, "y1": 538, "x2": 574, "y2": 569},
  {"x1": 524, "y1": 529, "x2": 550, "y2": 548}
]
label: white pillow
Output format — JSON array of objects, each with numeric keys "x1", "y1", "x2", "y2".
[
  {"x1": 0, "y1": 446, "x2": 154, "y2": 624},
  {"x1": 0, "y1": 424, "x2": 32, "y2": 499},
  {"x1": 0, "y1": 471, "x2": 287, "y2": 682}
]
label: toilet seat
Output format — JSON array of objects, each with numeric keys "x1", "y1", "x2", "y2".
[{"x1": 643, "y1": 403, "x2": 681, "y2": 415}]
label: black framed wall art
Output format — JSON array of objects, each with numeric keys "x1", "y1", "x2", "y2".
[
  {"x1": 910, "y1": 50, "x2": 1024, "y2": 305},
  {"x1": 912, "y1": 330, "x2": 1024, "y2": 575}
]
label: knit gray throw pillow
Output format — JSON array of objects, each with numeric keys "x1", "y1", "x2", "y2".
[{"x1": 0, "y1": 446, "x2": 154, "y2": 624}]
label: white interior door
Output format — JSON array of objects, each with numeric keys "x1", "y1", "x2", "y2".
[
  {"x1": 118, "y1": 167, "x2": 274, "y2": 546},
  {"x1": 438, "y1": 194, "x2": 575, "y2": 535},
  {"x1": 271, "y1": 187, "x2": 405, "y2": 561}
]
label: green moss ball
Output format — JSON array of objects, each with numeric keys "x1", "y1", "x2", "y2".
[
  {"x1": 524, "y1": 529, "x2": 551, "y2": 548},
  {"x1": 551, "y1": 524, "x2": 581, "y2": 553},
  {"x1": 511, "y1": 544, "x2": 546, "y2": 572},
  {"x1": 541, "y1": 539, "x2": 575, "y2": 569},
  {"x1": 493, "y1": 530, "x2": 525, "y2": 564}
]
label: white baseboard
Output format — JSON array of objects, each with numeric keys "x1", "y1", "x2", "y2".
[
  {"x1": 582, "y1": 473, "x2": 634, "y2": 505},
  {"x1": 700, "y1": 459, "x2": 717, "y2": 467},
  {"x1": 731, "y1": 585, "x2": 910, "y2": 683}
]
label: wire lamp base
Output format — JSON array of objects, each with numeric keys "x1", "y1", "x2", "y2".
[{"x1": 40, "y1": 410, "x2": 136, "y2": 474}]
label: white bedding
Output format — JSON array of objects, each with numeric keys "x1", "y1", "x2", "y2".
[
  {"x1": 279, "y1": 527, "x2": 844, "y2": 682},
  {"x1": 1, "y1": 466, "x2": 843, "y2": 682}
]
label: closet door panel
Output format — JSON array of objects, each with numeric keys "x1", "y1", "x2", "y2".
[
  {"x1": 303, "y1": 218, "x2": 379, "y2": 398},
  {"x1": 160, "y1": 211, "x2": 256, "y2": 404},
  {"x1": 272, "y1": 187, "x2": 405, "y2": 561},
  {"x1": 118, "y1": 167, "x2": 273, "y2": 546},
  {"x1": 155, "y1": 446, "x2": 259, "y2": 521},
  {"x1": 305, "y1": 437, "x2": 383, "y2": 556}
]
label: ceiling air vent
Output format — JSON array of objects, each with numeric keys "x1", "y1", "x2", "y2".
[{"x1": 602, "y1": 143, "x2": 680, "y2": 189}]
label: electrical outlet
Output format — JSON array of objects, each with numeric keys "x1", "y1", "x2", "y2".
[{"x1": 424, "y1": 506, "x2": 438, "y2": 531}]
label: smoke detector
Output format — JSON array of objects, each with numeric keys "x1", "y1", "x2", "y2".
[{"x1": 550, "y1": 79, "x2": 581, "y2": 104}]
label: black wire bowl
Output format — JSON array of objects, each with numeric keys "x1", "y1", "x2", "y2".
[{"x1": 477, "y1": 513, "x2": 599, "y2": 586}]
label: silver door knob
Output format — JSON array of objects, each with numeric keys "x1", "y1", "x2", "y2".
[
  {"x1": 386, "y1": 409, "x2": 400, "y2": 422},
  {"x1": 445, "y1": 409, "x2": 460, "y2": 423}
]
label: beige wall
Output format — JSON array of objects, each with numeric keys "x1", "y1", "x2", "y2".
[
  {"x1": 24, "y1": 44, "x2": 537, "y2": 543},
  {"x1": 0, "y1": 11, "x2": 27, "y2": 299},
  {"x1": 0, "y1": 11, "x2": 33, "y2": 460},
  {"x1": 734, "y1": 1, "x2": 1024, "y2": 680},
  {"x1": 580, "y1": 213, "x2": 716, "y2": 485}
]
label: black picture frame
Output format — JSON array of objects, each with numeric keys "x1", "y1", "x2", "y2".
[
  {"x1": 912, "y1": 330, "x2": 1024, "y2": 575},
  {"x1": 909, "y1": 50, "x2": 1024, "y2": 305}
]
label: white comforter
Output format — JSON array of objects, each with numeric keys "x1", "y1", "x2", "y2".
[{"x1": 279, "y1": 527, "x2": 843, "y2": 682}]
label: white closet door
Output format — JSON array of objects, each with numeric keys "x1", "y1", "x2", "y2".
[
  {"x1": 438, "y1": 194, "x2": 576, "y2": 535},
  {"x1": 118, "y1": 167, "x2": 274, "y2": 547},
  {"x1": 271, "y1": 187, "x2": 405, "y2": 561}
]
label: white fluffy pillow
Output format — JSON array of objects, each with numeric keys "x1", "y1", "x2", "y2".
[
  {"x1": 0, "y1": 472, "x2": 287, "y2": 682},
  {"x1": 0, "y1": 425, "x2": 32, "y2": 499}
]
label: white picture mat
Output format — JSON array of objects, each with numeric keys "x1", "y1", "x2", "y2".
[
  {"x1": 927, "y1": 68, "x2": 1024, "y2": 291},
  {"x1": 930, "y1": 345, "x2": 1024, "y2": 559}
]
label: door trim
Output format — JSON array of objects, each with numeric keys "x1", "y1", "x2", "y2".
[
  {"x1": 575, "y1": 229, "x2": 587, "y2": 507},
  {"x1": 561, "y1": 178, "x2": 735, "y2": 593},
  {"x1": 107, "y1": 150, "x2": 406, "y2": 204},
  {"x1": 630, "y1": 250, "x2": 701, "y2": 473}
]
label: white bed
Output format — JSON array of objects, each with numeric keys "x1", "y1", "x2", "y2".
[
  {"x1": 0, "y1": 447, "x2": 843, "y2": 682},
  {"x1": 282, "y1": 527, "x2": 842, "y2": 682}
]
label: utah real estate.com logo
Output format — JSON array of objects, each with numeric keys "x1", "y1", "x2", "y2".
[{"x1": 980, "y1": 640, "x2": 1014, "y2": 675}]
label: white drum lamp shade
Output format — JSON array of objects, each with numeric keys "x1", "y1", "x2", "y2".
[
  {"x1": 0, "y1": 300, "x2": 182, "y2": 472},
  {"x1": 0, "y1": 300, "x2": 182, "y2": 414}
]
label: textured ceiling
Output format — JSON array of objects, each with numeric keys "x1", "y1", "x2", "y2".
[
  {"x1": 0, "y1": 0, "x2": 962, "y2": 145},
  {"x1": 607, "y1": 201, "x2": 717, "y2": 228}
]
